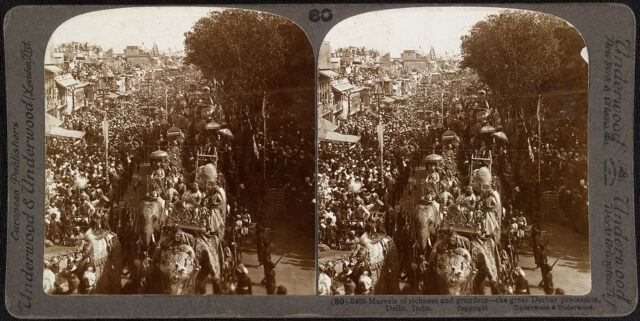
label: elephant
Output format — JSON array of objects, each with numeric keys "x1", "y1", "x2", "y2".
[
  {"x1": 78, "y1": 229, "x2": 123, "y2": 294},
  {"x1": 148, "y1": 228, "x2": 225, "y2": 294},
  {"x1": 355, "y1": 233, "x2": 400, "y2": 294},
  {"x1": 411, "y1": 202, "x2": 441, "y2": 256},
  {"x1": 427, "y1": 230, "x2": 500, "y2": 295},
  {"x1": 136, "y1": 197, "x2": 166, "y2": 254}
]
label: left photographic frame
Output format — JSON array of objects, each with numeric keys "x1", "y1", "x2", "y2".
[{"x1": 42, "y1": 6, "x2": 316, "y2": 295}]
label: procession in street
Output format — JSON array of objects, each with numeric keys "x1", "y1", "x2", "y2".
[
  {"x1": 43, "y1": 8, "x2": 315, "y2": 295},
  {"x1": 41, "y1": 6, "x2": 591, "y2": 297},
  {"x1": 317, "y1": 8, "x2": 589, "y2": 296}
]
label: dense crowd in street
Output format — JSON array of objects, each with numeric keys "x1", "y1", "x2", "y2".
[
  {"x1": 44, "y1": 59, "x2": 315, "y2": 295},
  {"x1": 318, "y1": 67, "x2": 587, "y2": 295},
  {"x1": 45, "y1": 96, "x2": 158, "y2": 245}
]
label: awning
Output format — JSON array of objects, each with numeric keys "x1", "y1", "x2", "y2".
[
  {"x1": 45, "y1": 126, "x2": 85, "y2": 139},
  {"x1": 46, "y1": 113, "x2": 63, "y2": 127},
  {"x1": 45, "y1": 65, "x2": 63, "y2": 73},
  {"x1": 320, "y1": 117, "x2": 338, "y2": 132},
  {"x1": 55, "y1": 78, "x2": 78, "y2": 88},
  {"x1": 351, "y1": 86, "x2": 367, "y2": 93},
  {"x1": 382, "y1": 97, "x2": 395, "y2": 104},
  {"x1": 319, "y1": 130, "x2": 360, "y2": 144},
  {"x1": 331, "y1": 82, "x2": 354, "y2": 93},
  {"x1": 319, "y1": 70, "x2": 339, "y2": 78}
]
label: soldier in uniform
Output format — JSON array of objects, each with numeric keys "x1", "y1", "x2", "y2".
[
  {"x1": 235, "y1": 264, "x2": 252, "y2": 295},
  {"x1": 264, "y1": 257, "x2": 277, "y2": 294},
  {"x1": 513, "y1": 267, "x2": 530, "y2": 294},
  {"x1": 256, "y1": 223, "x2": 265, "y2": 265},
  {"x1": 539, "y1": 256, "x2": 554, "y2": 294},
  {"x1": 261, "y1": 241, "x2": 272, "y2": 284}
]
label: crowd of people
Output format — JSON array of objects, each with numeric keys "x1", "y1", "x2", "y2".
[
  {"x1": 45, "y1": 60, "x2": 315, "y2": 295},
  {"x1": 318, "y1": 69, "x2": 585, "y2": 295},
  {"x1": 45, "y1": 94, "x2": 159, "y2": 246}
]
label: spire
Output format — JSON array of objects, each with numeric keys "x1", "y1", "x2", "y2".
[{"x1": 152, "y1": 42, "x2": 159, "y2": 56}]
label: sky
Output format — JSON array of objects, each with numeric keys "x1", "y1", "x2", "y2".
[
  {"x1": 48, "y1": 7, "x2": 227, "y2": 53},
  {"x1": 323, "y1": 7, "x2": 507, "y2": 57}
]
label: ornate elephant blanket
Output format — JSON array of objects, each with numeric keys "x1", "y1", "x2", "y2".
[{"x1": 87, "y1": 231, "x2": 118, "y2": 275}]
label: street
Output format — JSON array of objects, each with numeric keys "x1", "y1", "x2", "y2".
[
  {"x1": 239, "y1": 221, "x2": 316, "y2": 295},
  {"x1": 518, "y1": 222, "x2": 591, "y2": 295}
]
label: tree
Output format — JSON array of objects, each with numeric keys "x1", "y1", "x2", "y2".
[
  {"x1": 184, "y1": 9, "x2": 314, "y2": 129},
  {"x1": 183, "y1": 9, "x2": 314, "y2": 185},
  {"x1": 460, "y1": 10, "x2": 587, "y2": 119}
]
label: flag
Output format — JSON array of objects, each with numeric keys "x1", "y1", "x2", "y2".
[
  {"x1": 377, "y1": 123, "x2": 384, "y2": 152},
  {"x1": 349, "y1": 178, "x2": 362, "y2": 193},
  {"x1": 102, "y1": 120, "x2": 109, "y2": 145},
  {"x1": 527, "y1": 137, "x2": 534, "y2": 162},
  {"x1": 252, "y1": 135, "x2": 259, "y2": 158},
  {"x1": 536, "y1": 95, "x2": 542, "y2": 121}
]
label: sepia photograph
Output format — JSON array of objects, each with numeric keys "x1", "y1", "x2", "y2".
[
  {"x1": 43, "y1": 7, "x2": 316, "y2": 295},
  {"x1": 317, "y1": 7, "x2": 589, "y2": 295}
]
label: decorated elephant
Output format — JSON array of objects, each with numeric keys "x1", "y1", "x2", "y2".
[
  {"x1": 411, "y1": 202, "x2": 441, "y2": 255},
  {"x1": 147, "y1": 228, "x2": 225, "y2": 294},
  {"x1": 427, "y1": 229, "x2": 500, "y2": 295},
  {"x1": 78, "y1": 229, "x2": 123, "y2": 294},
  {"x1": 136, "y1": 197, "x2": 166, "y2": 254},
  {"x1": 355, "y1": 233, "x2": 400, "y2": 294}
]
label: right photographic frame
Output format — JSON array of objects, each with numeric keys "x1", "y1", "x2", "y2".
[{"x1": 317, "y1": 7, "x2": 589, "y2": 296}]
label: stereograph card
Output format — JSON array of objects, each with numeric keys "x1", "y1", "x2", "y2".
[{"x1": 2, "y1": 2, "x2": 637, "y2": 319}]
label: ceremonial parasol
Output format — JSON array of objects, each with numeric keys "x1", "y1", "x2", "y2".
[
  {"x1": 218, "y1": 128, "x2": 234, "y2": 138},
  {"x1": 150, "y1": 150, "x2": 169, "y2": 159},
  {"x1": 442, "y1": 130, "x2": 457, "y2": 141},
  {"x1": 167, "y1": 127, "x2": 182, "y2": 137},
  {"x1": 205, "y1": 122, "x2": 222, "y2": 130},
  {"x1": 425, "y1": 154, "x2": 443, "y2": 162},
  {"x1": 492, "y1": 131, "x2": 508, "y2": 142},
  {"x1": 201, "y1": 107, "x2": 214, "y2": 116},
  {"x1": 480, "y1": 125, "x2": 496, "y2": 134}
]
